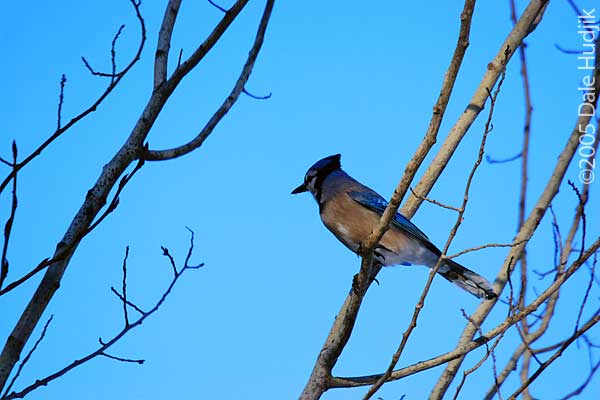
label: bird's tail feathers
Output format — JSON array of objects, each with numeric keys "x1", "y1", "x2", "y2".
[{"x1": 438, "y1": 259, "x2": 496, "y2": 300}]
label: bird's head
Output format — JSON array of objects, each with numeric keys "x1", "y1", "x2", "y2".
[{"x1": 291, "y1": 154, "x2": 342, "y2": 199}]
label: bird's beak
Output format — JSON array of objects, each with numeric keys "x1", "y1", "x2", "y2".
[{"x1": 291, "y1": 183, "x2": 307, "y2": 194}]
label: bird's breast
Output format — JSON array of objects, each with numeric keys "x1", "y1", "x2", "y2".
[
  {"x1": 319, "y1": 192, "x2": 434, "y2": 267},
  {"x1": 319, "y1": 193, "x2": 379, "y2": 252}
]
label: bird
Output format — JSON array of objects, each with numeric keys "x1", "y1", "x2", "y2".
[{"x1": 291, "y1": 154, "x2": 496, "y2": 300}]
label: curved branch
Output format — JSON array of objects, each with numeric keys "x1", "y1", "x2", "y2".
[
  {"x1": 0, "y1": 0, "x2": 273, "y2": 392},
  {"x1": 144, "y1": 0, "x2": 275, "y2": 161}
]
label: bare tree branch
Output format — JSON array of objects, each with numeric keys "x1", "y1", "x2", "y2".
[
  {"x1": 0, "y1": 142, "x2": 17, "y2": 289},
  {"x1": 300, "y1": 2, "x2": 477, "y2": 397},
  {"x1": 56, "y1": 75, "x2": 66, "y2": 130},
  {"x1": 559, "y1": 358, "x2": 600, "y2": 400},
  {"x1": 208, "y1": 0, "x2": 228, "y2": 13},
  {"x1": 429, "y1": 31, "x2": 598, "y2": 399},
  {"x1": 402, "y1": 0, "x2": 548, "y2": 217},
  {"x1": 0, "y1": 316, "x2": 53, "y2": 399},
  {"x1": 506, "y1": 309, "x2": 600, "y2": 400},
  {"x1": 0, "y1": 258, "x2": 53, "y2": 297},
  {"x1": 154, "y1": 0, "x2": 182, "y2": 89},
  {"x1": 0, "y1": 0, "x2": 273, "y2": 391},
  {"x1": 144, "y1": 0, "x2": 275, "y2": 161},
  {"x1": 409, "y1": 187, "x2": 462, "y2": 212},
  {"x1": 0, "y1": 0, "x2": 146, "y2": 196},
  {"x1": 1, "y1": 235, "x2": 204, "y2": 400},
  {"x1": 447, "y1": 241, "x2": 527, "y2": 260},
  {"x1": 329, "y1": 237, "x2": 600, "y2": 389},
  {"x1": 363, "y1": 47, "x2": 509, "y2": 400}
]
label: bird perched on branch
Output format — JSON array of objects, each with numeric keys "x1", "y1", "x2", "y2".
[{"x1": 291, "y1": 154, "x2": 496, "y2": 300}]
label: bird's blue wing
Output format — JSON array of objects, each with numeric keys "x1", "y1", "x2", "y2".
[{"x1": 347, "y1": 190, "x2": 431, "y2": 244}]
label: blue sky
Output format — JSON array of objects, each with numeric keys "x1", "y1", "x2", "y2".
[{"x1": 1, "y1": 1, "x2": 599, "y2": 399}]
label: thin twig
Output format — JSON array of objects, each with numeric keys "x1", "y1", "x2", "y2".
[
  {"x1": 452, "y1": 335, "x2": 503, "y2": 400},
  {"x1": 2, "y1": 232, "x2": 203, "y2": 400},
  {"x1": 111, "y1": 25, "x2": 125, "y2": 83},
  {"x1": 431, "y1": 17, "x2": 597, "y2": 398},
  {"x1": 575, "y1": 253, "x2": 596, "y2": 331},
  {"x1": 0, "y1": 0, "x2": 146, "y2": 196},
  {"x1": 56, "y1": 75, "x2": 67, "y2": 130},
  {"x1": 121, "y1": 247, "x2": 130, "y2": 327},
  {"x1": 409, "y1": 187, "x2": 461, "y2": 212},
  {"x1": 363, "y1": 42, "x2": 510, "y2": 400},
  {"x1": 0, "y1": 142, "x2": 18, "y2": 289},
  {"x1": 100, "y1": 352, "x2": 144, "y2": 364},
  {"x1": 559, "y1": 358, "x2": 600, "y2": 400},
  {"x1": 486, "y1": 152, "x2": 522, "y2": 164},
  {"x1": 208, "y1": 0, "x2": 228, "y2": 12},
  {"x1": 301, "y1": 2, "x2": 478, "y2": 397},
  {"x1": 161, "y1": 247, "x2": 178, "y2": 277},
  {"x1": 447, "y1": 240, "x2": 527, "y2": 259},
  {"x1": 506, "y1": 308, "x2": 600, "y2": 400},
  {"x1": 144, "y1": 0, "x2": 274, "y2": 161},
  {"x1": 110, "y1": 287, "x2": 146, "y2": 315},
  {"x1": 242, "y1": 88, "x2": 272, "y2": 100},
  {"x1": 1, "y1": 316, "x2": 53, "y2": 399},
  {"x1": 0, "y1": 257, "x2": 54, "y2": 297},
  {"x1": 331, "y1": 238, "x2": 600, "y2": 389}
]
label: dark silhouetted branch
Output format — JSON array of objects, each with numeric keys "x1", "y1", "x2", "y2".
[
  {"x1": 56, "y1": 75, "x2": 67, "y2": 129},
  {"x1": 486, "y1": 152, "x2": 522, "y2": 164},
  {"x1": 0, "y1": 142, "x2": 17, "y2": 289},
  {"x1": 242, "y1": 88, "x2": 272, "y2": 100},
  {"x1": 208, "y1": 0, "x2": 228, "y2": 13},
  {"x1": 1, "y1": 232, "x2": 203, "y2": 400},
  {"x1": 0, "y1": 0, "x2": 146, "y2": 196},
  {"x1": 506, "y1": 308, "x2": 600, "y2": 400}
]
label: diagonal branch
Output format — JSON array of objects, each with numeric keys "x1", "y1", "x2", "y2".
[
  {"x1": 329, "y1": 237, "x2": 600, "y2": 388},
  {"x1": 144, "y1": 0, "x2": 275, "y2": 161},
  {"x1": 1, "y1": 236, "x2": 203, "y2": 400},
  {"x1": 0, "y1": 0, "x2": 146, "y2": 196},
  {"x1": 0, "y1": 0, "x2": 274, "y2": 392},
  {"x1": 299, "y1": 1, "x2": 477, "y2": 398},
  {"x1": 430, "y1": 34, "x2": 600, "y2": 398},
  {"x1": 506, "y1": 311, "x2": 600, "y2": 400},
  {"x1": 154, "y1": 0, "x2": 182, "y2": 89},
  {"x1": 363, "y1": 52, "x2": 508, "y2": 399},
  {"x1": 402, "y1": 0, "x2": 548, "y2": 218},
  {"x1": 0, "y1": 316, "x2": 53, "y2": 399}
]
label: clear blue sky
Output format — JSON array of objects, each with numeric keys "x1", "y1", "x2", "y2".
[{"x1": 1, "y1": 1, "x2": 598, "y2": 399}]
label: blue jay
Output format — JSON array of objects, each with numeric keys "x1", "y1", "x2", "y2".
[{"x1": 291, "y1": 154, "x2": 496, "y2": 300}]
